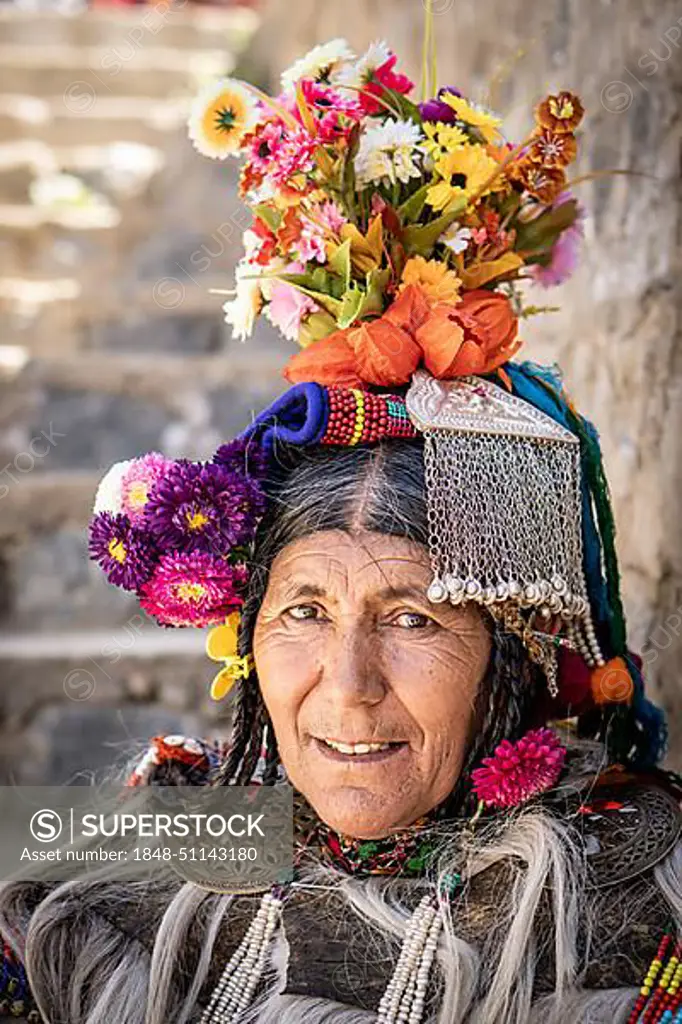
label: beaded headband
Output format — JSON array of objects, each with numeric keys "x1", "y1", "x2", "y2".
[{"x1": 88, "y1": 32, "x2": 668, "y2": 772}]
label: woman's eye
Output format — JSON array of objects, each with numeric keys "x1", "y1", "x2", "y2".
[
  {"x1": 392, "y1": 611, "x2": 432, "y2": 630},
  {"x1": 286, "y1": 604, "x2": 322, "y2": 622}
]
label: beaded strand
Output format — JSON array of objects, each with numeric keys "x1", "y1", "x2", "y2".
[
  {"x1": 200, "y1": 886, "x2": 287, "y2": 1024},
  {"x1": 627, "y1": 932, "x2": 682, "y2": 1024},
  {"x1": 321, "y1": 388, "x2": 418, "y2": 447}
]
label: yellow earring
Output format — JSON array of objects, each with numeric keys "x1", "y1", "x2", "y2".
[{"x1": 206, "y1": 611, "x2": 254, "y2": 701}]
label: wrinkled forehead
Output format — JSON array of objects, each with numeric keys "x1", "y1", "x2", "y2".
[{"x1": 264, "y1": 529, "x2": 434, "y2": 601}]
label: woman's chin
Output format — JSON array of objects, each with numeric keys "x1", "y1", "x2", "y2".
[{"x1": 306, "y1": 786, "x2": 420, "y2": 839}]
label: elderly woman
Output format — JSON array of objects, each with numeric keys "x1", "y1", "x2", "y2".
[{"x1": 1, "y1": 34, "x2": 681, "y2": 1024}]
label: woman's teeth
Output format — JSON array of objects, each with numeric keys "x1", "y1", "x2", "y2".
[{"x1": 322, "y1": 740, "x2": 395, "y2": 755}]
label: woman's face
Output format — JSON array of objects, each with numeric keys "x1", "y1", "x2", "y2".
[{"x1": 254, "y1": 529, "x2": 492, "y2": 839}]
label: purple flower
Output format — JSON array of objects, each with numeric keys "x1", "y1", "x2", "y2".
[
  {"x1": 139, "y1": 552, "x2": 248, "y2": 628},
  {"x1": 419, "y1": 86, "x2": 463, "y2": 123},
  {"x1": 213, "y1": 437, "x2": 268, "y2": 480},
  {"x1": 144, "y1": 460, "x2": 266, "y2": 557},
  {"x1": 89, "y1": 512, "x2": 157, "y2": 591}
]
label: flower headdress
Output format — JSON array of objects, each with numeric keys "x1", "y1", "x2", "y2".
[{"x1": 89, "y1": 36, "x2": 667, "y2": 789}]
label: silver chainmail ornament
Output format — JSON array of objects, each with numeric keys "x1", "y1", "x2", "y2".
[{"x1": 406, "y1": 370, "x2": 600, "y2": 696}]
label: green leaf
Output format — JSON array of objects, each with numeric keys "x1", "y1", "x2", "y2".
[
  {"x1": 337, "y1": 285, "x2": 365, "y2": 329},
  {"x1": 391, "y1": 93, "x2": 424, "y2": 125},
  {"x1": 364, "y1": 267, "x2": 390, "y2": 313},
  {"x1": 329, "y1": 238, "x2": 352, "y2": 289},
  {"x1": 402, "y1": 206, "x2": 465, "y2": 256},
  {"x1": 272, "y1": 274, "x2": 343, "y2": 317},
  {"x1": 252, "y1": 203, "x2": 281, "y2": 233},
  {"x1": 515, "y1": 199, "x2": 579, "y2": 253},
  {"x1": 398, "y1": 183, "x2": 430, "y2": 224}
]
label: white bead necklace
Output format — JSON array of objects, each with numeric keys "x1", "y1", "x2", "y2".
[{"x1": 202, "y1": 882, "x2": 450, "y2": 1024}]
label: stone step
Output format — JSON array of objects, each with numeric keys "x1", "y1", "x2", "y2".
[
  {"x1": 0, "y1": 631, "x2": 224, "y2": 785},
  {"x1": 0, "y1": 7, "x2": 258, "y2": 53},
  {"x1": 0, "y1": 139, "x2": 166, "y2": 205},
  {"x1": 0, "y1": 54, "x2": 224, "y2": 102},
  {"x1": 0, "y1": 94, "x2": 188, "y2": 148},
  {"x1": 0, "y1": 202, "x2": 123, "y2": 278}
]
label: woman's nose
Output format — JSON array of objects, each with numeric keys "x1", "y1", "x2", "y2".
[{"x1": 318, "y1": 625, "x2": 386, "y2": 706}]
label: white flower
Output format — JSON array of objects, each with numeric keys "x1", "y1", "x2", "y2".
[
  {"x1": 223, "y1": 259, "x2": 263, "y2": 341},
  {"x1": 280, "y1": 38, "x2": 355, "y2": 91},
  {"x1": 355, "y1": 119, "x2": 423, "y2": 188},
  {"x1": 337, "y1": 39, "x2": 392, "y2": 87},
  {"x1": 440, "y1": 222, "x2": 473, "y2": 254},
  {"x1": 93, "y1": 460, "x2": 132, "y2": 515},
  {"x1": 187, "y1": 78, "x2": 259, "y2": 160}
]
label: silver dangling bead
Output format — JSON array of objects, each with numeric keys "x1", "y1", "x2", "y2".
[
  {"x1": 376, "y1": 893, "x2": 443, "y2": 1024},
  {"x1": 201, "y1": 888, "x2": 285, "y2": 1024}
]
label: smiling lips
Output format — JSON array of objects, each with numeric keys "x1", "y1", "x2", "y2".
[{"x1": 314, "y1": 737, "x2": 408, "y2": 762}]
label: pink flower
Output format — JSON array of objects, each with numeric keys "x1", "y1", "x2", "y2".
[
  {"x1": 121, "y1": 452, "x2": 172, "y2": 523},
  {"x1": 265, "y1": 262, "x2": 318, "y2": 341},
  {"x1": 245, "y1": 119, "x2": 316, "y2": 186},
  {"x1": 281, "y1": 81, "x2": 363, "y2": 143},
  {"x1": 295, "y1": 201, "x2": 347, "y2": 263},
  {"x1": 531, "y1": 193, "x2": 585, "y2": 288},
  {"x1": 139, "y1": 552, "x2": 248, "y2": 628},
  {"x1": 471, "y1": 727, "x2": 567, "y2": 809}
]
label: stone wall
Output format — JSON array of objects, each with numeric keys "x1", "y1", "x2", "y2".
[{"x1": 0, "y1": 0, "x2": 680, "y2": 782}]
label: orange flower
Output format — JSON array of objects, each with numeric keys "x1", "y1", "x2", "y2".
[
  {"x1": 283, "y1": 330, "x2": 363, "y2": 387},
  {"x1": 349, "y1": 319, "x2": 421, "y2": 386},
  {"x1": 284, "y1": 285, "x2": 521, "y2": 387},
  {"x1": 528, "y1": 129, "x2": 577, "y2": 168},
  {"x1": 535, "y1": 92, "x2": 584, "y2": 134},
  {"x1": 509, "y1": 160, "x2": 567, "y2": 204},
  {"x1": 416, "y1": 290, "x2": 521, "y2": 378}
]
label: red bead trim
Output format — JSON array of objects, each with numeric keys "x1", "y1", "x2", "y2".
[{"x1": 320, "y1": 388, "x2": 418, "y2": 446}]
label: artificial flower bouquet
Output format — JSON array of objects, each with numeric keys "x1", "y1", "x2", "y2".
[{"x1": 188, "y1": 38, "x2": 586, "y2": 388}]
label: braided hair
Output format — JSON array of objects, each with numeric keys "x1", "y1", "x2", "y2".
[{"x1": 213, "y1": 440, "x2": 547, "y2": 809}]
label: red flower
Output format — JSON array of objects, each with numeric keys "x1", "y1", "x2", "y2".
[
  {"x1": 359, "y1": 55, "x2": 414, "y2": 114},
  {"x1": 471, "y1": 727, "x2": 567, "y2": 809}
]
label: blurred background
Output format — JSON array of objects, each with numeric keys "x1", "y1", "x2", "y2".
[{"x1": 0, "y1": 0, "x2": 679, "y2": 784}]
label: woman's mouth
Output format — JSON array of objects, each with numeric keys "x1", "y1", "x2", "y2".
[{"x1": 313, "y1": 737, "x2": 408, "y2": 763}]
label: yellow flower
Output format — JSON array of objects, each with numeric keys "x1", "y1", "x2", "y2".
[
  {"x1": 421, "y1": 122, "x2": 468, "y2": 163},
  {"x1": 399, "y1": 256, "x2": 462, "y2": 304},
  {"x1": 441, "y1": 95, "x2": 502, "y2": 143},
  {"x1": 188, "y1": 78, "x2": 259, "y2": 160},
  {"x1": 427, "y1": 144, "x2": 500, "y2": 211}
]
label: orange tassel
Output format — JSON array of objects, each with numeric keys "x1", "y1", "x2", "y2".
[{"x1": 591, "y1": 656, "x2": 635, "y2": 705}]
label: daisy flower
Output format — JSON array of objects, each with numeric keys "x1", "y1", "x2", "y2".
[
  {"x1": 427, "y1": 144, "x2": 500, "y2": 211},
  {"x1": 355, "y1": 119, "x2": 423, "y2": 188},
  {"x1": 337, "y1": 40, "x2": 392, "y2": 87},
  {"x1": 280, "y1": 38, "x2": 355, "y2": 91},
  {"x1": 89, "y1": 512, "x2": 157, "y2": 591},
  {"x1": 223, "y1": 257, "x2": 263, "y2": 341},
  {"x1": 213, "y1": 437, "x2": 268, "y2": 480},
  {"x1": 93, "y1": 459, "x2": 132, "y2": 515},
  {"x1": 121, "y1": 453, "x2": 172, "y2": 523},
  {"x1": 140, "y1": 552, "x2": 248, "y2": 628},
  {"x1": 188, "y1": 78, "x2": 259, "y2": 160}
]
